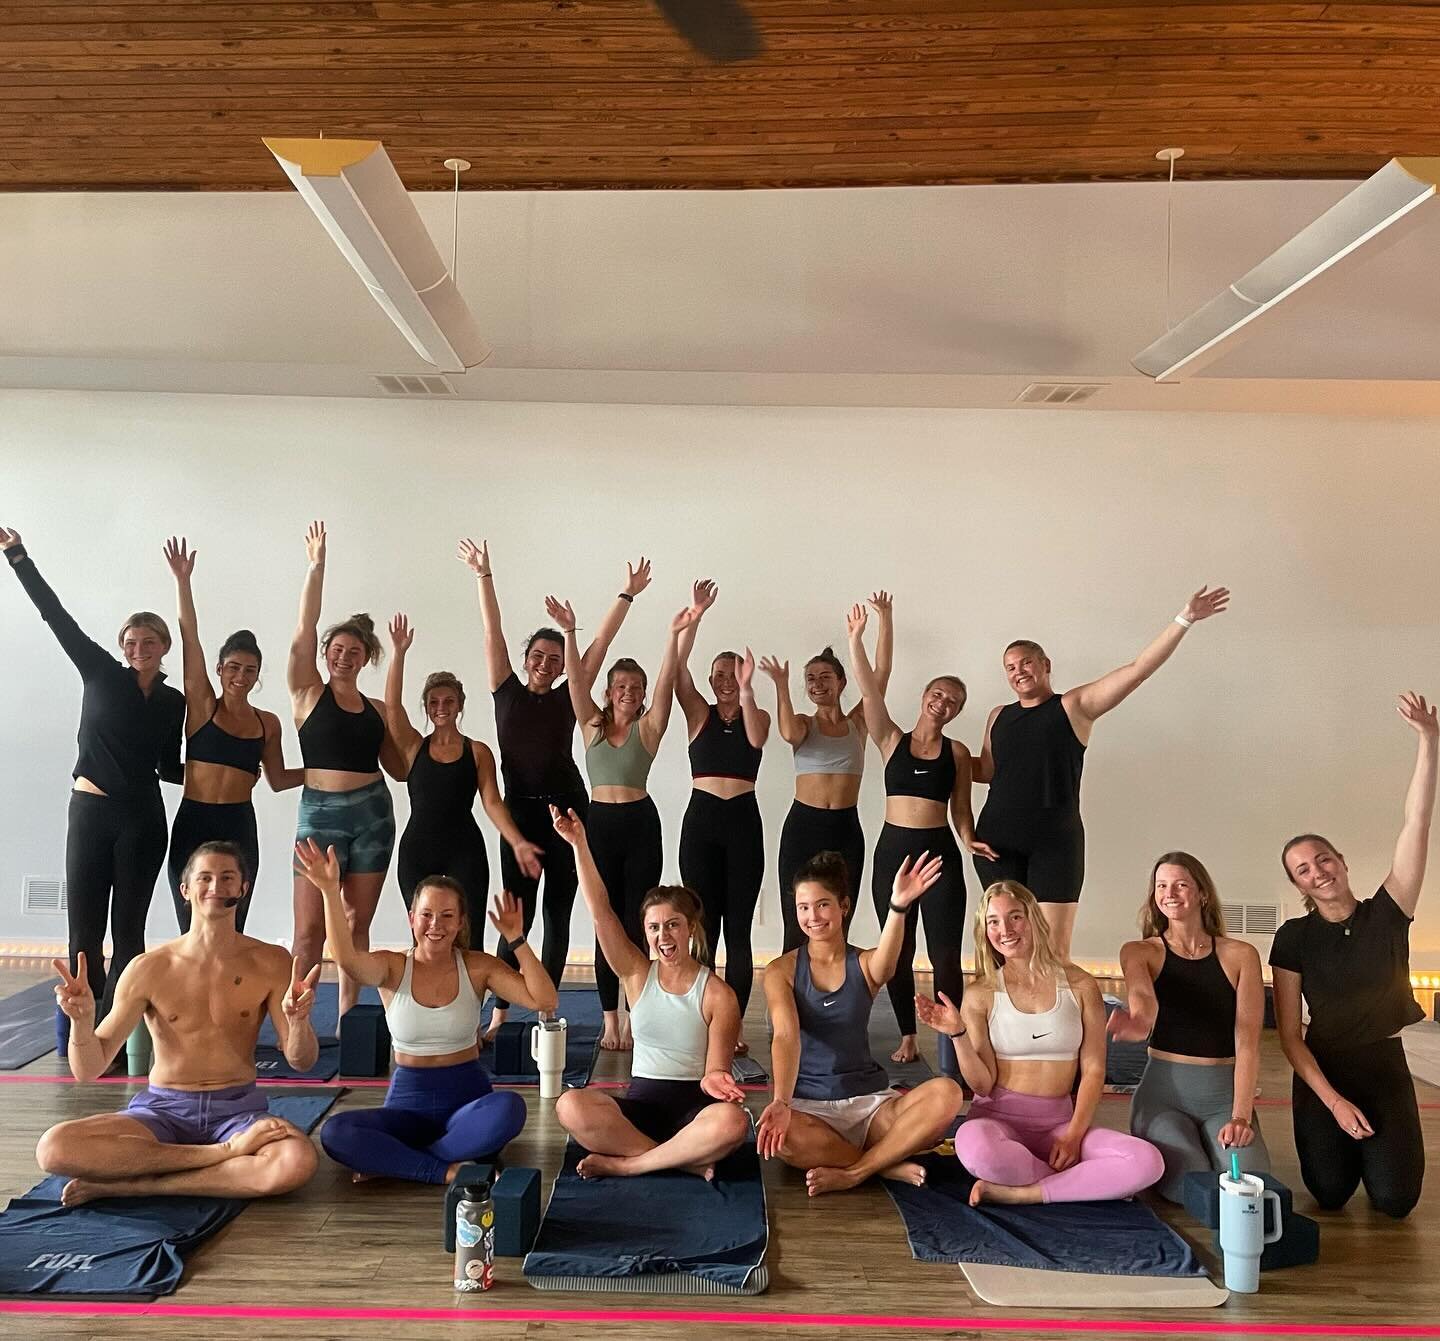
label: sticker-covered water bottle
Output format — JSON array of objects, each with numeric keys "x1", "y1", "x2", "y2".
[{"x1": 454, "y1": 1181, "x2": 495, "y2": 1292}]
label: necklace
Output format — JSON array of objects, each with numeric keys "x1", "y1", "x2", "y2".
[{"x1": 1165, "y1": 934, "x2": 1212, "y2": 960}]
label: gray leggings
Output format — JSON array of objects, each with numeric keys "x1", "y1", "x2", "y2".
[{"x1": 1129, "y1": 1056, "x2": 1270, "y2": 1203}]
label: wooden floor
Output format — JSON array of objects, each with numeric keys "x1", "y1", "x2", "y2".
[{"x1": 1, "y1": 959, "x2": 1436, "y2": 1340}]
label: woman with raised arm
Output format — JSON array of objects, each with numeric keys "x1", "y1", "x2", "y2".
[
  {"x1": 846, "y1": 600, "x2": 987, "y2": 1072},
  {"x1": 756, "y1": 849, "x2": 963, "y2": 1196},
  {"x1": 384, "y1": 614, "x2": 543, "y2": 949},
  {"x1": 550, "y1": 807, "x2": 751, "y2": 1179},
  {"x1": 674, "y1": 579, "x2": 770, "y2": 1051},
  {"x1": 2, "y1": 525, "x2": 184, "y2": 1028},
  {"x1": 557, "y1": 596, "x2": 698, "y2": 1050},
  {"x1": 1270, "y1": 692, "x2": 1437, "y2": 1220},
  {"x1": 162, "y1": 538, "x2": 302, "y2": 933},
  {"x1": 295, "y1": 840, "x2": 556, "y2": 1184},
  {"x1": 761, "y1": 592, "x2": 893, "y2": 954},
  {"x1": 917, "y1": 880, "x2": 1163, "y2": 1206},
  {"x1": 457, "y1": 539, "x2": 646, "y2": 1036},
  {"x1": 972, "y1": 585, "x2": 1230, "y2": 958},
  {"x1": 287, "y1": 521, "x2": 399, "y2": 1017},
  {"x1": 1109, "y1": 852, "x2": 1268, "y2": 1202}
]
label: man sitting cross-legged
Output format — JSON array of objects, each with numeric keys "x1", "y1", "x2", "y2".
[{"x1": 37, "y1": 840, "x2": 320, "y2": 1206}]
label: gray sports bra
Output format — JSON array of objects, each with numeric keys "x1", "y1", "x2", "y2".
[{"x1": 793, "y1": 717, "x2": 865, "y2": 776}]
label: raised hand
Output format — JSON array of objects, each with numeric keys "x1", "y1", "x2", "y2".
[
  {"x1": 891, "y1": 851, "x2": 944, "y2": 909},
  {"x1": 758, "y1": 655, "x2": 789, "y2": 687},
  {"x1": 282, "y1": 957, "x2": 322, "y2": 1020},
  {"x1": 915, "y1": 990, "x2": 964, "y2": 1037},
  {"x1": 550, "y1": 804, "x2": 587, "y2": 849},
  {"x1": 623, "y1": 556, "x2": 652, "y2": 598},
  {"x1": 846, "y1": 602, "x2": 868, "y2": 639},
  {"x1": 670, "y1": 605, "x2": 701, "y2": 636},
  {"x1": 691, "y1": 578, "x2": 718, "y2": 613},
  {"x1": 1106, "y1": 1006, "x2": 1152, "y2": 1043},
  {"x1": 1397, "y1": 691, "x2": 1438, "y2": 737},
  {"x1": 304, "y1": 520, "x2": 326, "y2": 565},
  {"x1": 293, "y1": 838, "x2": 341, "y2": 896},
  {"x1": 868, "y1": 590, "x2": 893, "y2": 616},
  {"x1": 163, "y1": 535, "x2": 196, "y2": 580},
  {"x1": 51, "y1": 953, "x2": 94, "y2": 1029},
  {"x1": 737, "y1": 648, "x2": 757, "y2": 694},
  {"x1": 756, "y1": 1100, "x2": 792, "y2": 1159},
  {"x1": 0, "y1": 526, "x2": 22, "y2": 552},
  {"x1": 701, "y1": 1069, "x2": 746, "y2": 1103},
  {"x1": 457, "y1": 537, "x2": 490, "y2": 577},
  {"x1": 1179, "y1": 584, "x2": 1229, "y2": 624},
  {"x1": 511, "y1": 838, "x2": 544, "y2": 881},
  {"x1": 388, "y1": 612, "x2": 415, "y2": 654},
  {"x1": 487, "y1": 889, "x2": 526, "y2": 945},
  {"x1": 544, "y1": 596, "x2": 577, "y2": 634}
]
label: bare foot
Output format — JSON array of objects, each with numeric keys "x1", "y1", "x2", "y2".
[
  {"x1": 879, "y1": 1160, "x2": 927, "y2": 1187},
  {"x1": 890, "y1": 1036, "x2": 919, "y2": 1064},
  {"x1": 805, "y1": 1165, "x2": 863, "y2": 1197},
  {"x1": 600, "y1": 1015, "x2": 624, "y2": 1051},
  {"x1": 482, "y1": 1009, "x2": 507, "y2": 1045},
  {"x1": 60, "y1": 1178, "x2": 107, "y2": 1207},
  {"x1": 577, "y1": 1153, "x2": 631, "y2": 1180},
  {"x1": 226, "y1": 1117, "x2": 291, "y2": 1159},
  {"x1": 618, "y1": 1015, "x2": 633, "y2": 1050},
  {"x1": 681, "y1": 1161, "x2": 717, "y2": 1181},
  {"x1": 969, "y1": 1178, "x2": 1041, "y2": 1207}
]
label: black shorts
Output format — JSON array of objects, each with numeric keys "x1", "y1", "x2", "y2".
[{"x1": 613, "y1": 1078, "x2": 711, "y2": 1143}]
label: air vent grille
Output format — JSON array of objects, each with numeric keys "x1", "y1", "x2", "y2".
[
  {"x1": 373, "y1": 374, "x2": 457, "y2": 398},
  {"x1": 1220, "y1": 902, "x2": 1280, "y2": 936},
  {"x1": 1015, "y1": 382, "x2": 1106, "y2": 405},
  {"x1": 23, "y1": 876, "x2": 66, "y2": 914}
]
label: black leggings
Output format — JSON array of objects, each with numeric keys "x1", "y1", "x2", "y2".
[
  {"x1": 167, "y1": 798, "x2": 260, "y2": 934},
  {"x1": 871, "y1": 823, "x2": 966, "y2": 1037},
  {"x1": 66, "y1": 789, "x2": 167, "y2": 1020},
  {"x1": 1293, "y1": 1037, "x2": 1423, "y2": 1219},
  {"x1": 972, "y1": 805, "x2": 1085, "y2": 905},
  {"x1": 589, "y1": 796, "x2": 662, "y2": 1012},
  {"x1": 499, "y1": 792, "x2": 588, "y2": 1008},
  {"x1": 679, "y1": 790, "x2": 764, "y2": 1013},
  {"x1": 777, "y1": 801, "x2": 865, "y2": 953},
  {"x1": 398, "y1": 818, "x2": 489, "y2": 923}
]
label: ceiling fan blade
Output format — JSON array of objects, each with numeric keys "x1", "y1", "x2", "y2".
[{"x1": 651, "y1": 0, "x2": 763, "y2": 63}]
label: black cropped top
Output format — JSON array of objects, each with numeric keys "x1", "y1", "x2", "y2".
[
  {"x1": 1150, "y1": 939, "x2": 1237, "y2": 1059},
  {"x1": 883, "y1": 732, "x2": 955, "y2": 804},
  {"x1": 297, "y1": 684, "x2": 383, "y2": 773}
]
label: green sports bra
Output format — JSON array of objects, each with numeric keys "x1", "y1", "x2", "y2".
[{"x1": 585, "y1": 719, "x2": 655, "y2": 790}]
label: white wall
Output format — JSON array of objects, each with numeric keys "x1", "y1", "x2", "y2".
[{"x1": 4, "y1": 389, "x2": 1440, "y2": 971}]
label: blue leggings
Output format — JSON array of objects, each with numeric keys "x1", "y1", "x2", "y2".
[{"x1": 320, "y1": 1060, "x2": 526, "y2": 1185}]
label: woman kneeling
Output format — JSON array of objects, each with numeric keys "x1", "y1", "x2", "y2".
[
  {"x1": 920, "y1": 880, "x2": 1163, "y2": 1205},
  {"x1": 296, "y1": 840, "x2": 558, "y2": 1183},
  {"x1": 551, "y1": 806, "x2": 750, "y2": 1180}
]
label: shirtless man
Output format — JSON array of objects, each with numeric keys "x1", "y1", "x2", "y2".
[{"x1": 36, "y1": 840, "x2": 321, "y2": 1206}]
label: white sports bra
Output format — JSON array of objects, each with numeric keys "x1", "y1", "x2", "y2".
[
  {"x1": 385, "y1": 950, "x2": 482, "y2": 1056},
  {"x1": 987, "y1": 976, "x2": 1083, "y2": 1063}
]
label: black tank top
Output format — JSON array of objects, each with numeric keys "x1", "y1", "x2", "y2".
[
  {"x1": 1150, "y1": 939, "x2": 1237, "y2": 1058},
  {"x1": 793, "y1": 945, "x2": 890, "y2": 1100},
  {"x1": 883, "y1": 732, "x2": 955, "y2": 803},
  {"x1": 986, "y1": 695, "x2": 1085, "y2": 812},
  {"x1": 297, "y1": 684, "x2": 384, "y2": 773},
  {"x1": 688, "y1": 705, "x2": 762, "y2": 783},
  {"x1": 185, "y1": 707, "x2": 264, "y2": 777},
  {"x1": 406, "y1": 735, "x2": 479, "y2": 828},
  {"x1": 492, "y1": 672, "x2": 584, "y2": 797}
]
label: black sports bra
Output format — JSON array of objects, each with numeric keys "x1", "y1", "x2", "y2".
[
  {"x1": 689, "y1": 706, "x2": 762, "y2": 783},
  {"x1": 883, "y1": 732, "x2": 955, "y2": 803},
  {"x1": 298, "y1": 684, "x2": 384, "y2": 773},
  {"x1": 186, "y1": 707, "x2": 264, "y2": 777}
]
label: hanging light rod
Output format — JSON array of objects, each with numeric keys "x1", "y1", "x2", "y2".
[
  {"x1": 263, "y1": 137, "x2": 491, "y2": 373},
  {"x1": 1132, "y1": 156, "x2": 1440, "y2": 382}
]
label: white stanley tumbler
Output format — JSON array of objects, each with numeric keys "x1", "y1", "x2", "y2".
[
  {"x1": 531, "y1": 1017, "x2": 567, "y2": 1100},
  {"x1": 1217, "y1": 1169, "x2": 1282, "y2": 1293}
]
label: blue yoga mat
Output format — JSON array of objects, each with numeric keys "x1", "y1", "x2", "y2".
[
  {"x1": 524, "y1": 1138, "x2": 768, "y2": 1295},
  {"x1": 0, "y1": 1090, "x2": 339, "y2": 1299},
  {"x1": 884, "y1": 1153, "x2": 1204, "y2": 1277},
  {"x1": 0, "y1": 981, "x2": 59, "y2": 1071},
  {"x1": 254, "y1": 983, "x2": 381, "y2": 1081},
  {"x1": 483, "y1": 987, "x2": 602, "y2": 1088}
]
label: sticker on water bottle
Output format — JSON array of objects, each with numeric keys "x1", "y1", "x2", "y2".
[{"x1": 456, "y1": 1218, "x2": 483, "y2": 1248}]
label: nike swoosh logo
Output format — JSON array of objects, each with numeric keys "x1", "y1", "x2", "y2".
[
  {"x1": 822, "y1": 998, "x2": 837, "y2": 1007},
  {"x1": 1032, "y1": 1032, "x2": 1051, "y2": 1039},
  {"x1": 913, "y1": 768, "x2": 928, "y2": 774}
]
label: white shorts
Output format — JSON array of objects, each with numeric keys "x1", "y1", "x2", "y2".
[{"x1": 789, "y1": 1089, "x2": 901, "y2": 1148}]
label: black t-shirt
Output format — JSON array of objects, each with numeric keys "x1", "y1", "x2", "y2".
[
  {"x1": 491, "y1": 671, "x2": 584, "y2": 798},
  {"x1": 1269, "y1": 885, "x2": 1423, "y2": 1054}
]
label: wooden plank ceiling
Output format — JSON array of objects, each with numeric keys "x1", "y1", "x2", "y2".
[{"x1": 3, "y1": 1, "x2": 1439, "y2": 190}]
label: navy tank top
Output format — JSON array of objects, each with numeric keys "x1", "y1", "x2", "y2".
[
  {"x1": 794, "y1": 945, "x2": 889, "y2": 1100},
  {"x1": 985, "y1": 694, "x2": 1085, "y2": 812},
  {"x1": 689, "y1": 705, "x2": 763, "y2": 783},
  {"x1": 185, "y1": 707, "x2": 264, "y2": 777},
  {"x1": 406, "y1": 735, "x2": 479, "y2": 830},
  {"x1": 298, "y1": 684, "x2": 384, "y2": 773},
  {"x1": 883, "y1": 732, "x2": 955, "y2": 803}
]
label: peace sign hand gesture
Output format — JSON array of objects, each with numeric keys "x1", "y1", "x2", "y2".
[
  {"x1": 282, "y1": 957, "x2": 322, "y2": 1021},
  {"x1": 52, "y1": 953, "x2": 94, "y2": 1030}
]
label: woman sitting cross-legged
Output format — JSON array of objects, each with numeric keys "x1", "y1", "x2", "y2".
[
  {"x1": 295, "y1": 839, "x2": 557, "y2": 1184},
  {"x1": 550, "y1": 806, "x2": 751, "y2": 1180},
  {"x1": 756, "y1": 850, "x2": 965, "y2": 1197},
  {"x1": 919, "y1": 879, "x2": 1164, "y2": 1206}
]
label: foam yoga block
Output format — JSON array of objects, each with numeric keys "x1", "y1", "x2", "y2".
[
  {"x1": 1182, "y1": 1170, "x2": 1319, "y2": 1270},
  {"x1": 340, "y1": 1004, "x2": 390, "y2": 1077},
  {"x1": 1182, "y1": 1169, "x2": 1292, "y2": 1232},
  {"x1": 443, "y1": 1161, "x2": 498, "y2": 1254},
  {"x1": 493, "y1": 1167, "x2": 541, "y2": 1257},
  {"x1": 1212, "y1": 1212, "x2": 1320, "y2": 1271},
  {"x1": 491, "y1": 1021, "x2": 535, "y2": 1079}
]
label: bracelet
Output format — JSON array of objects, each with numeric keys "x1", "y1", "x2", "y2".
[
  {"x1": 618, "y1": 592, "x2": 634, "y2": 603},
  {"x1": 888, "y1": 900, "x2": 909, "y2": 915},
  {"x1": 1174, "y1": 614, "x2": 1193, "y2": 628},
  {"x1": 505, "y1": 934, "x2": 527, "y2": 954},
  {"x1": 946, "y1": 1028, "x2": 967, "y2": 1040},
  {"x1": 1229, "y1": 1115, "x2": 1252, "y2": 1127}
]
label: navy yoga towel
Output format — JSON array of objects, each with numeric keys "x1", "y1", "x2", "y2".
[
  {"x1": 0, "y1": 1090, "x2": 339, "y2": 1299},
  {"x1": 885, "y1": 1154, "x2": 1204, "y2": 1277},
  {"x1": 0, "y1": 981, "x2": 61, "y2": 1070}
]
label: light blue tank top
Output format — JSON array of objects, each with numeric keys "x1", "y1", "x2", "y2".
[{"x1": 630, "y1": 963, "x2": 711, "y2": 1081}]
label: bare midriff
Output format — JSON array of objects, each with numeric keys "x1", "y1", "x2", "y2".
[{"x1": 794, "y1": 773, "x2": 862, "y2": 809}]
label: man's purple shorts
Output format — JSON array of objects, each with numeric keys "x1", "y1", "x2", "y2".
[{"x1": 124, "y1": 1083, "x2": 269, "y2": 1145}]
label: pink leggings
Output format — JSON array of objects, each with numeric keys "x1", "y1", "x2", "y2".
[{"x1": 956, "y1": 1088, "x2": 1163, "y2": 1204}]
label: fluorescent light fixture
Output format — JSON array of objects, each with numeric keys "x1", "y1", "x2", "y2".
[
  {"x1": 1133, "y1": 156, "x2": 1440, "y2": 382},
  {"x1": 263, "y1": 137, "x2": 491, "y2": 373}
]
